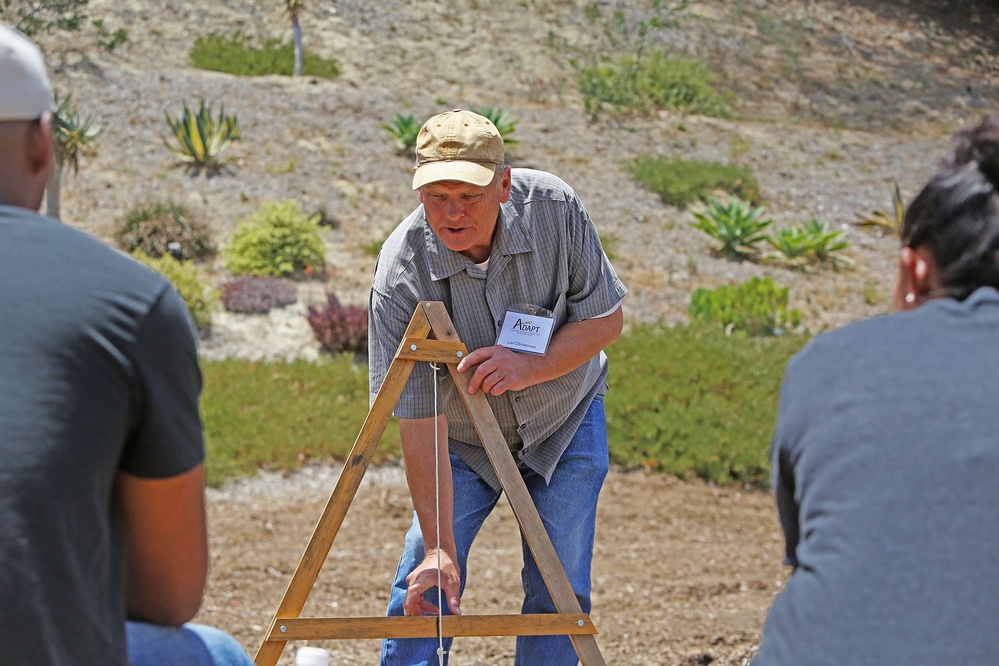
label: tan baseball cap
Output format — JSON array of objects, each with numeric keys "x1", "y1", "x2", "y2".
[
  {"x1": 0, "y1": 23, "x2": 52, "y2": 121},
  {"x1": 412, "y1": 109, "x2": 505, "y2": 190}
]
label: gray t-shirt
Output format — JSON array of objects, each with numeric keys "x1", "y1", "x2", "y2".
[
  {"x1": 754, "y1": 287, "x2": 999, "y2": 665},
  {"x1": 369, "y1": 168, "x2": 627, "y2": 488},
  {"x1": 0, "y1": 206, "x2": 205, "y2": 665}
]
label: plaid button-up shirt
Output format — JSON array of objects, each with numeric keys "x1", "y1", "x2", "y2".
[{"x1": 369, "y1": 168, "x2": 628, "y2": 488}]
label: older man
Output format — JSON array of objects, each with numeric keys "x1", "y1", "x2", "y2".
[
  {"x1": 0, "y1": 23, "x2": 250, "y2": 665},
  {"x1": 369, "y1": 109, "x2": 628, "y2": 665}
]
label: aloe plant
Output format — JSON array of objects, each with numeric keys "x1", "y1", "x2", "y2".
[
  {"x1": 690, "y1": 197, "x2": 772, "y2": 259},
  {"x1": 469, "y1": 106, "x2": 519, "y2": 146},
  {"x1": 381, "y1": 112, "x2": 421, "y2": 156},
  {"x1": 47, "y1": 91, "x2": 103, "y2": 220},
  {"x1": 164, "y1": 100, "x2": 239, "y2": 172}
]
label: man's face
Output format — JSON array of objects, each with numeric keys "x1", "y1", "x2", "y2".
[{"x1": 419, "y1": 167, "x2": 511, "y2": 264}]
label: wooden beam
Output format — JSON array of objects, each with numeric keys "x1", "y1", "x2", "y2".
[{"x1": 266, "y1": 613, "x2": 597, "y2": 641}]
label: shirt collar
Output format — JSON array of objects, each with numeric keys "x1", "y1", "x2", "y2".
[{"x1": 423, "y1": 201, "x2": 536, "y2": 281}]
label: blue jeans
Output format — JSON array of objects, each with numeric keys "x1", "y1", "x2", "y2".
[
  {"x1": 381, "y1": 396, "x2": 609, "y2": 666},
  {"x1": 127, "y1": 621, "x2": 254, "y2": 666}
]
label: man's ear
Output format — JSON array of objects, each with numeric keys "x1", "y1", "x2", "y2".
[
  {"x1": 497, "y1": 165, "x2": 512, "y2": 204},
  {"x1": 27, "y1": 113, "x2": 54, "y2": 179}
]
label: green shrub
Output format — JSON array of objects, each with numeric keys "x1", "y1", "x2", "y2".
[
  {"x1": 576, "y1": 50, "x2": 729, "y2": 119},
  {"x1": 199, "y1": 324, "x2": 803, "y2": 488},
  {"x1": 689, "y1": 276, "x2": 801, "y2": 337},
  {"x1": 627, "y1": 157, "x2": 760, "y2": 208},
  {"x1": 605, "y1": 323, "x2": 805, "y2": 487},
  {"x1": 190, "y1": 31, "x2": 339, "y2": 79},
  {"x1": 690, "y1": 197, "x2": 772, "y2": 259},
  {"x1": 116, "y1": 201, "x2": 215, "y2": 261},
  {"x1": 164, "y1": 99, "x2": 240, "y2": 172},
  {"x1": 224, "y1": 200, "x2": 327, "y2": 278},
  {"x1": 638, "y1": 51, "x2": 730, "y2": 116},
  {"x1": 468, "y1": 106, "x2": 519, "y2": 146},
  {"x1": 200, "y1": 357, "x2": 396, "y2": 486},
  {"x1": 131, "y1": 250, "x2": 217, "y2": 332}
]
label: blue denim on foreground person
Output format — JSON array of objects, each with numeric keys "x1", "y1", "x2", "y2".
[
  {"x1": 127, "y1": 621, "x2": 254, "y2": 666},
  {"x1": 381, "y1": 396, "x2": 609, "y2": 666}
]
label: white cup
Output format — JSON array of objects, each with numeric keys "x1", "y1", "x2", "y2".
[{"x1": 295, "y1": 646, "x2": 330, "y2": 666}]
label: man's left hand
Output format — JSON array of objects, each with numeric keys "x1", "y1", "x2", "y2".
[{"x1": 456, "y1": 345, "x2": 535, "y2": 395}]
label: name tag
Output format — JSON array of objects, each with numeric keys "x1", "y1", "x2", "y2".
[{"x1": 495, "y1": 304, "x2": 555, "y2": 356}]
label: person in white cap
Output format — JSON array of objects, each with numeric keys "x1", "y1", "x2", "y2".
[
  {"x1": 0, "y1": 23, "x2": 252, "y2": 665},
  {"x1": 369, "y1": 109, "x2": 628, "y2": 665}
]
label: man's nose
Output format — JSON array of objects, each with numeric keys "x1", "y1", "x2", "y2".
[{"x1": 444, "y1": 200, "x2": 464, "y2": 219}]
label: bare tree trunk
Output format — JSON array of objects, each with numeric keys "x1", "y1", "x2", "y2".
[
  {"x1": 292, "y1": 15, "x2": 303, "y2": 77},
  {"x1": 46, "y1": 160, "x2": 62, "y2": 220}
]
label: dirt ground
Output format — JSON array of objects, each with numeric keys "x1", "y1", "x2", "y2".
[{"x1": 198, "y1": 463, "x2": 786, "y2": 665}]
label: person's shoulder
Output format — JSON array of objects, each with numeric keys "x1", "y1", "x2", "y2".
[
  {"x1": 789, "y1": 313, "x2": 901, "y2": 373},
  {"x1": 3, "y1": 207, "x2": 165, "y2": 282},
  {"x1": 509, "y1": 168, "x2": 577, "y2": 204},
  {"x1": 378, "y1": 207, "x2": 425, "y2": 261}
]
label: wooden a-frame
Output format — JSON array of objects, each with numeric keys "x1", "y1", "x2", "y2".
[{"x1": 254, "y1": 301, "x2": 606, "y2": 665}]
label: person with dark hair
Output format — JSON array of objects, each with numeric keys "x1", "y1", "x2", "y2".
[
  {"x1": 0, "y1": 23, "x2": 252, "y2": 665},
  {"x1": 752, "y1": 115, "x2": 999, "y2": 665}
]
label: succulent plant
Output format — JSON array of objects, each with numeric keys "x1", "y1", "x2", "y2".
[{"x1": 164, "y1": 99, "x2": 239, "y2": 172}]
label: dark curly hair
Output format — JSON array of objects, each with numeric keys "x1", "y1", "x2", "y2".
[{"x1": 901, "y1": 116, "x2": 999, "y2": 301}]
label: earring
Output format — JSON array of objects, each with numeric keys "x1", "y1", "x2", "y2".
[{"x1": 905, "y1": 293, "x2": 916, "y2": 304}]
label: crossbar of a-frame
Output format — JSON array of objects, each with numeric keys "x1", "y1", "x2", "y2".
[{"x1": 254, "y1": 301, "x2": 606, "y2": 666}]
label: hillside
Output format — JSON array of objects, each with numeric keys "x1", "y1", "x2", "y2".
[{"x1": 24, "y1": 0, "x2": 999, "y2": 360}]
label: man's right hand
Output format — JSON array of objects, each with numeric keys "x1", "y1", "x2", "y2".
[{"x1": 403, "y1": 547, "x2": 462, "y2": 616}]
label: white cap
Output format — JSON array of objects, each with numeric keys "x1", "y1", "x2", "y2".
[{"x1": 0, "y1": 23, "x2": 53, "y2": 121}]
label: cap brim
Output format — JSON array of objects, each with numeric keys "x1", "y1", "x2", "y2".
[{"x1": 412, "y1": 161, "x2": 496, "y2": 190}]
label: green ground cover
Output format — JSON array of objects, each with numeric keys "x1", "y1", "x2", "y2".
[{"x1": 201, "y1": 325, "x2": 807, "y2": 488}]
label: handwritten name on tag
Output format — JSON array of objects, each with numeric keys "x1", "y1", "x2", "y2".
[{"x1": 495, "y1": 307, "x2": 555, "y2": 355}]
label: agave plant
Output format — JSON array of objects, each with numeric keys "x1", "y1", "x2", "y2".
[
  {"x1": 802, "y1": 218, "x2": 851, "y2": 263},
  {"x1": 854, "y1": 183, "x2": 904, "y2": 237},
  {"x1": 47, "y1": 91, "x2": 103, "y2": 220},
  {"x1": 765, "y1": 226, "x2": 814, "y2": 265},
  {"x1": 690, "y1": 197, "x2": 772, "y2": 259},
  {"x1": 164, "y1": 100, "x2": 239, "y2": 172},
  {"x1": 469, "y1": 105, "x2": 519, "y2": 146},
  {"x1": 381, "y1": 112, "x2": 421, "y2": 156},
  {"x1": 767, "y1": 218, "x2": 852, "y2": 268}
]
